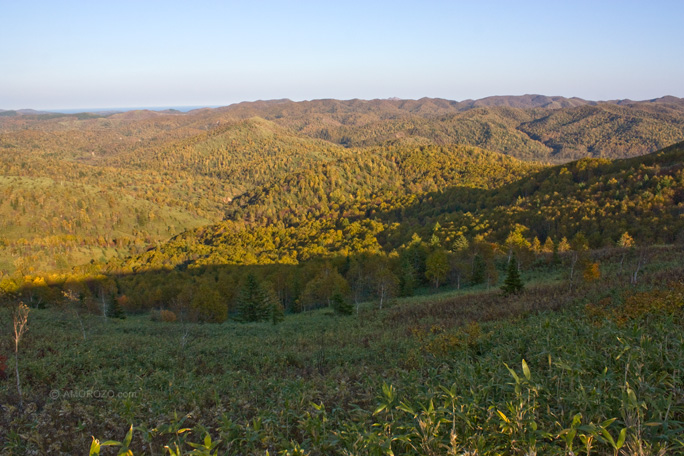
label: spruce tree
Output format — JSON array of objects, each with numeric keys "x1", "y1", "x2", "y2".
[
  {"x1": 332, "y1": 290, "x2": 353, "y2": 315},
  {"x1": 501, "y1": 253, "x2": 524, "y2": 296},
  {"x1": 235, "y1": 274, "x2": 263, "y2": 322},
  {"x1": 236, "y1": 274, "x2": 279, "y2": 323},
  {"x1": 109, "y1": 294, "x2": 126, "y2": 319}
]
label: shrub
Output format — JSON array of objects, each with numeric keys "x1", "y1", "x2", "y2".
[
  {"x1": 192, "y1": 284, "x2": 228, "y2": 323},
  {"x1": 160, "y1": 309, "x2": 177, "y2": 322}
]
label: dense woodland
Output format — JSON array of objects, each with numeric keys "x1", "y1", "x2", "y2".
[
  {"x1": 1, "y1": 96, "x2": 683, "y2": 275},
  {"x1": 1, "y1": 96, "x2": 684, "y2": 454},
  {"x1": 1, "y1": 97, "x2": 684, "y2": 319}
]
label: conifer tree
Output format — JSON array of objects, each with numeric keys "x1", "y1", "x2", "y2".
[
  {"x1": 235, "y1": 274, "x2": 273, "y2": 322},
  {"x1": 332, "y1": 290, "x2": 353, "y2": 315},
  {"x1": 270, "y1": 289, "x2": 285, "y2": 325},
  {"x1": 501, "y1": 253, "x2": 524, "y2": 296},
  {"x1": 108, "y1": 293, "x2": 126, "y2": 319}
]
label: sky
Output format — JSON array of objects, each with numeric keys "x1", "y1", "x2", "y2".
[{"x1": 1, "y1": 0, "x2": 683, "y2": 110}]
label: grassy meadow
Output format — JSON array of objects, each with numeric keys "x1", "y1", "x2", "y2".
[{"x1": 1, "y1": 248, "x2": 683, "y2": 455}]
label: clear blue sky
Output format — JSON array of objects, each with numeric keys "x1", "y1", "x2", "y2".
[{"x1": 1, "y1": 0, "x2": 682, "y2": 110}]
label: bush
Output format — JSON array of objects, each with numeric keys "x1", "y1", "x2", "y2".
[
  {"x1": 150, "y1": 309, "x2": 178, "y2": 323},
  {"x1": 160, "y1": 310, "x2": 177, "y2": 322}
]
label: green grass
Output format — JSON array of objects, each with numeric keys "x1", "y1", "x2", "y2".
[{"x1": 1, "y1": 260, "x2": 683, "y2": 455}]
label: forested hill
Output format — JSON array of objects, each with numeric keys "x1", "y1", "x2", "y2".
[
  {"x1": 222, "y1": 144, "x2": 538, "y2": 226},
  {"x1": 103, "y1": 140, "x2": 684, "y2": 275},
  {"x1": 212, "y1": 96, "x2": 684, "y2": 162},
  {"x1": 1, "y1": 95, "x2": 684, "y2": 275},
  {"x1": 2, "y1": 95, "x2": 684, "y2": 163}
]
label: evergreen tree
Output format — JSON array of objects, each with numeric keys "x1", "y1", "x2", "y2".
[
  {"x1": 108, "y1": 293, "x2": 126, "y2": 319},
  {"x1": 501, "y1": 253, "x2": 524, "y2": 296},
  {"x1": 398, "y1": 256, "x2": 416, "y2": 296},
  {"x1": 235, "y1": 274, "x2": 272, "y2": 322},
  {"x1": 270, "y1": 289, "x2": 285, "y2": 325},
  {"x1": 331, "y1": 290, "x2": 353, "y2": 315}
]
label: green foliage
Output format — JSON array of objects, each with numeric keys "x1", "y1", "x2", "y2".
[
  {"x1": 3, "y1": 97, "x2": 684, "y2": 454},
  {"x1": 425, "y1": 248, "x2": 448, "y2": 288},
  {"x1": 471, "y1": 254, "x2": 486, "y2": 285},
  {"x1": 235, "y1": 274, "x2": 274, "y2": 323},
  {"x1": 4, "y1": 252, "x2": 684, "y2": 453},
  {"x1": 270, "y1": 297, "x2": 285, "y2": 325},
  {"x1": 300, "y1": 265, "x2": 349, "y2": 311},
  {"x1": 501, "y1": 253, "x2": 525, "y2": 296},
  {"x1": 331, "y1": 291, "x2": 353, "y2": 315},
  {"x1": 108, "y1": 295, "x2": 127, "y2": 320},
  {"x1": 192, "y1": 283, "x2": 228, "y2": 323}
]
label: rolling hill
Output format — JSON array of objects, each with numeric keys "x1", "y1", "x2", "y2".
[
  {"x1": 2, "y1": 100, "x2": 684, "y2": 454},
  {"x1": 1, "y1": 95, "x2": 684, "y2": 275},
  {"x1": 102, "y1": 140, "x2": 684, "y2": 277}
]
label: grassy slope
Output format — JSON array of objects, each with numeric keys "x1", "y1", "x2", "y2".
[{"x1": 1, "y1": 248, "x2": 683, "y2": 454}]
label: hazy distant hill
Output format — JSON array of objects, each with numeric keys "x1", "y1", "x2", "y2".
[
  {"x1": 459, "y1": 94, "x2": 592, "y2": 109},
  {"x1": 0, "y1": 108, "x2": 53, "y2": 116}
]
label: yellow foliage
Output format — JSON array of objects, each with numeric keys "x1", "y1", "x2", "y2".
[
  {"x1": 583, "y1": 262, "x2": 601, "y2": 282},
  {"x1": 160, "y1": 310, "x2": 177, "y2": 323},
  {"x1": 586, "y1": 282, "x2": 684, "y2": 326}
]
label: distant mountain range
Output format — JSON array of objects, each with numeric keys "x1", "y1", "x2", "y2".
[
  {"x1": 214, "y1": 94, "x2": 684, "y2": 115},
  {"x1": 0, "y1": 108, "x2": 53, "y2": 116},
  {"x1": 2, "y1": 94, "x2": 683, "y2": 116},
  {"x1": 2, "y1": 95, "x2": 684, "y2": 164},
  {"x1": 211, "y1": 95, "x2": 684, "y2": 162}
]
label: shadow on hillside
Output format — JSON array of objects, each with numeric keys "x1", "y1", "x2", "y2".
[
  {"x1": 3, "y1": 142, "x2": 684, "y2": 322},
  {"x1": 4, "y1": 241, "x2": 684, "y2": 327}
]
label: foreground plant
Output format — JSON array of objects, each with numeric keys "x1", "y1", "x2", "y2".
[
  {"x1": 12, "y1": 302, "x2": 30, "y2": 410},
  {"x1": 90, "y1": 425, "x2": 133, "y2": 456}
]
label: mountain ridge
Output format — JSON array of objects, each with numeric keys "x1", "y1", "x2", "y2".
[{"x1": 3, "y1": 94, "x2": 683, "y2": 116}]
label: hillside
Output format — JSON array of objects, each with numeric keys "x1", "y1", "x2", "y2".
[
  {"x1": 1, "y1": 96, "x2": 684, "y2": 275},
  {"x1": 0, "y1": 175, "x2": 211, "y2": 274},
  {"x1": 3, "y1": 95, "x2": 684, "y2": 163},
  {"x1": 215, "y1": 96, "x2": 684, "y2": 161},
  {"x1": 0, "y1": 117, "x2": 348, "y2": 274},
  {"x1": 1, "y1": 107, "x2": 683, "y2": 454},
  {"x1": 3, "y1": 258, "x2": 684, "y2": 454},
  {"x1": 104, "y1": 141, "x2": 683, "y2": 278}
]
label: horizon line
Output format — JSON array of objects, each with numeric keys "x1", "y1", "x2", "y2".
[{"x1": 2, "y1": 93, "x2": 681, "y2": 114}]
